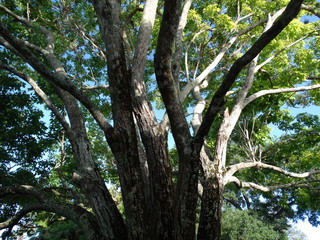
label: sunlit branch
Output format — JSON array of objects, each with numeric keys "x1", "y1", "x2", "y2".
[
  {"x1": 195, "y1": 0, "x2": 305, "y2": 149},
  {"x1": 301, "y1": 4, "x2": 320, "y2": 18},
  {"x1": 184, "y1": 29, "x2": 209, "y2": 84},
  {"x1": 227, "y1": 176, "x2": 320, "y2": 192},
  {"x1": 173, "y1": 0, "x2": 193, "y2": 83},
  {"x1": 180, "y1": 35, "x2": 238, "y2": 102},
  {"x1": 226, "y1": 161, "x2": 320, "y2": 178},
  {"x1": 244, "y1": 85, "x2": 320, "y2": 106},
  {"x1": 130, "y1": 0, "x2": 159, "y2": 128},
  {"x1": 82, "y1": 85, "x2": 110, "y2": 91},
  {"x1": 180, "y1": 8, "x2": 286, "y2": 104},
  {"x1": 255, "y1": 32, "x2": 314, "y2": 71}
]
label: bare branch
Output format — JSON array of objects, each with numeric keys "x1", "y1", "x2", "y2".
[
  {"x1": 226, "y1": 161, "x2": 320, "y2": 179},
  {"x1": 181, "y1": 7, "x2": 286, "y2": 103},
  {"x1": 227, "y1": 176, "x2": 320, "y2": 192},
  {"x1": 255, "y1": 32, "x2": 313, "y2": 71},
  {"x1": 82, "y1": 85, "x2": 110, "y2": 91},
  {"x1": 244, "y1": 85, "x2": 320, "y2": 106},
  {"x1": 173, "y1": 0, "x2": 193, "y2": 83},
  {"x1": 180, "y1": 35, "x2": 238, "y2": 102},
  {"x1": 74, "y1": 23, "x2": 107, "y2": 61},
  {"x1": 194, "y1": 0, "x2": 304, "y2": 149},
  {"x1": 301, "y1": 4, "x2": 320, "y2": 18}
]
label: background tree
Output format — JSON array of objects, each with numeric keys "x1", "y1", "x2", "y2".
[{"x1": 0, "y1": 0, "x2": 319, "y2": 240}]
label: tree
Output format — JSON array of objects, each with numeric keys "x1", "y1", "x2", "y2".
[
  {"x1": 0, "y1": 0, "x2": 319, "y2": 239},
  {"x1": 287, "y1": 226, "x2": 308, "y2": 240},
  {"x1": 221, "y1": 208, "x2": 282, "y2": 240}
]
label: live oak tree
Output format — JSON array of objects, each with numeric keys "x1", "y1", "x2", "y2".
[{"x1": 0, "y1": 0, "x2": 320, "y2": 239}]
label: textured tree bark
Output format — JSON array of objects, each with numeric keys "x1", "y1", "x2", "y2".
[
  {"x1": 91, "y1": 1, "x2": 151, "y2": 239},
  {"x1": 197, "y1": 119, "x2": 228, "y2": 240},
  {"x1": 62, "y1": 93, "x2": 128, "y2": 240},
  {"x1": 0, "y1": 0, "x2": 306, "y2": 239},
  {"x1": 197, "y1": 177, "x2": 225, "y2": 240}
]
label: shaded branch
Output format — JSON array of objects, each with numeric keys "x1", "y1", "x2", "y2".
[
  {"x1": 155, "y1": 0, "x2": 192, "y2": 149},
  {"x1": 0, "y1": 60, "x2": 71, "y2": 132},
  {"x1": 0, "y1": 185, "x2": 44, "y2": 201},
  {"x1": 0, "y1": 20, "x2": 113, "y2": 134},
  {"x1": 0, "y1": 202, "x2": 101, "y2": 238}
]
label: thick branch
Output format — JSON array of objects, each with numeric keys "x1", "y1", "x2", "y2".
[
  {"x1": 0, "y1": 185, "x2": 44, "y2": 201},
  {"x1": 226, "y1": 161, "x2": 320, "y2": 179},
  {"x1": 0, "y1": 202, "x2": 102, "y2": 239},
  {"x1": 155, "y1": 0, "x2": 192, "y2": 150},
  {"x1": 244, "y1": 85, "x2": 320, "y2": 106},
  {"x1": 228, "y1": 176, "x2": 320, "y2": 192},
  {"x1": 194, "y1": 0, "x2": 304, "y2": 149},
  {"x1": 131, "y1": 0, "x2": 158, "y2": 128}
]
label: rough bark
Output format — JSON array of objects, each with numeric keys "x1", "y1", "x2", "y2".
[
  {"x1": 197, "y1": 178, "x2": 225, "y2": 240},
  {"x1": 154, "y1": 1, "x2": 200, "y2": 239},
  {"x1": 129, "y1": 0, "x2": 175, "y2": 238},
  {"x1": 64, "y1": 95, "x2": 127, "y2": 240},
  {"x1": 91, "y1": 1, "x2": 150, "y2": 239},
  {"x1": 0, "y1": 0, "x2": 313, "y2": 239}
]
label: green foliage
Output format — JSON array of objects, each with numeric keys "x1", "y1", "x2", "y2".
[
  {"x1": 221, "y1": 208, "x2": 283, "y2": 240},
  {"x1": 0, "y1": 0, "x2": 320, "y2": 238},
  {"x1": 287, "y1": 225, "x2": 308, "y2": 240},
  {"x1": 29, "y1": 220, "x2": 85, "y2": 240}
]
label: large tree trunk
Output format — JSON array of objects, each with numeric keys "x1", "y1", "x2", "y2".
[
  {"x1": 198, "y1": 178, "x2": 225, "y2": 240},
  {"x1": 197, "y1": 112, "x2": 229, "y2": 240}
]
